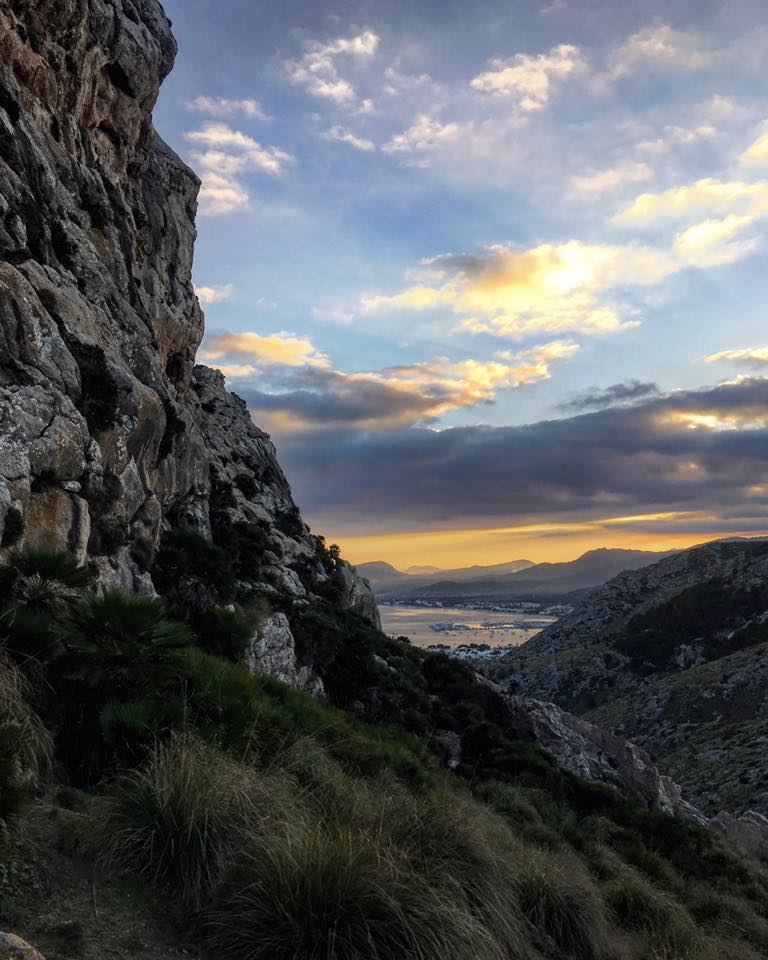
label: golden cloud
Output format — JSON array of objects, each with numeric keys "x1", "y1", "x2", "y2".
[
  {"x1": 201, "y1": 331, "x2": 331, "y2": 368},
  {"x1": 202, "y1": 331, "x2": 578, "y2": 430},
  {"x1": 615, "y1": 177, "x2": 768, "y2": 223},
  {"x1": 742, "y1": 130, "x2": 768, "y2": 166},
  {"x1": 363, "y1": 241, "x2": 678, "y2": 338},
  {"x1": 705, "y1": 346, "x2": 768, "y2": 368}
]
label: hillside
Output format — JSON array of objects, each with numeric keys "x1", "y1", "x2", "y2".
[
  {"x1": 481, "y1": 539, "x2": 768, "y2": 815},
  {"x1": 356, "y1": 557, "x2": 534, "y2": 592},
  {"x1": 2, "y1": 3, "x2": 768, "y2": 960},
  {"x1": 369, "y1": 548, "x2": 670, "y2": 602}
]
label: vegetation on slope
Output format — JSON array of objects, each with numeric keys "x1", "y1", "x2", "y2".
[{"x1": 1, "y1": 543, "x2": 768, "y2": 960}]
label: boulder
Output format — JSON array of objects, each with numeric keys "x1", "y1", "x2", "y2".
[{"x1": 0, "y1": 933, "x2": 46, "y2": 960}]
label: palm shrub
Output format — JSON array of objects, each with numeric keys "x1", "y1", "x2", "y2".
[
  {"x1": 0, "y1": 547, "x2": 90, "y2": 665},
  {"x1": 63, "y1": 590, "x2": 190, "y2": 697},
  {"x1": 49, "y1": 590, "x2": 190, "y2": 780}
]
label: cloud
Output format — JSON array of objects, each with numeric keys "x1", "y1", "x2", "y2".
[
  {"x1": 238, "y1": 346, "x2": 569, "y2": 431},
  {"x1": 324, "y1": 126, "x2": 376, "y2": 151},
  {"x1": 201, "y1": 330, "x2": 577, "y2": 430},
  {"x1": 636, "y1": 123, "x2": 716, "y2": 156},
  {"x1": 186, "y1": 124, "x2": 293, "y2": 174},
  {"x1": 470, "y1": 43, "x2": 585, "y2": 110},
  {"x1": 362, "y1": 241, "x2": 680, "y2": 339},
  {"x1": 196, "y1": 284, "x2": 235, "y2": 304},
  {"x1": 615, "y1": 178, "x2": 768, "y2": 223},
  {"x1": 184, "y1": 123, "x2": 294, "y2": 215},
  {"x1": 674, "y1": 214, "x2": 759, "y2": 267},
  {"x1": 571, "y1": 162, "x2": 652, "y2": 195},
  {"x1": 186, "y1": 96, "x2": 267, "y2": 120},
  {"x1": 382, "y1": 116, "x2": 461, "y2": 165},
  {"x1": 742, "y1": 130, "x2": 768, "y2": 166},
  {"x1": 559, "y1": 380, "x2": 661, "y2": 411},
  {"x1": 606, "y1": 24, "x2": 712, "y2": 80},
  {"x1": 201, "y1": 331, "x2": 330, "y2": 368},
  {"x1": 285, "y1": 30, "x2": 379, "y2": 104},
  {"x1": 705, "y1": 346, "x2": 768, "y2": 368},
  {"x1": 195, "y1": 173, "x2": 249, "y2": 216},
  {"x1": 269, "y1": 377, "x2": 768, "y2": 536}
]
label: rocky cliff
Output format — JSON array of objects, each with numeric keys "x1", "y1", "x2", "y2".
[
  {"x1": 0, "y1": 0, "x2": 378, "y2": 649},
  {"x1": 481, "y1": 539, "x2": 768, "y2": 816}
]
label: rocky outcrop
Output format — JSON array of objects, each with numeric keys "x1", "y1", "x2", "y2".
[
  {"x1": 0, "y1": 0, "x2": 377, "y2": 683},
  {"x1": 247, "y1": 611, "x2": 324, "y2": 697},
  {"x1": 0, "y1": 933, "x2": 45, "y2": 960},
  {"x1": 501, "y1": 695, "x2": 707, "y2": 823}
]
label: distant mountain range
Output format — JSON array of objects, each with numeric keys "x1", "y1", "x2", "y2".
[{"x1": 356, "y1": 548, "x2": 672, "y2": 602}]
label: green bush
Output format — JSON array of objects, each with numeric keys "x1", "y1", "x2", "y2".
[
  {"x1": 151, "y1": 527, "x2": 236, "y2": 606},
  {"x1": 193, "y1": 605, "x2": 253, "y2": 661},
  {"x1": 63, "y1": 590, "x2": 190, "y2": 696}
]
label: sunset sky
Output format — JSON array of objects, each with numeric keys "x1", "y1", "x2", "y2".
[{"x1": 154, "y1": 0, "x2": 768, "y2": 568}]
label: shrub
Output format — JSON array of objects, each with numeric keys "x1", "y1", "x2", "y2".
[
  {"x1": 206, "y1": 824, "x2": 505, "y2": 960},
  {"x1": 193, "y1": 605, "x2": 253, "y2": 661},
  {"x1": 0, "y1": 653, "x2": 51, "y2": 817},
  {"x1": 63, "y1": 590, "x2": 190, "y2": 696},
  {"x1": 389, "y1": 790, "x2": 527, "y2": 956},
  {"x1": 152, "y1": 527, "x2": 235, "y2": 608},
  {"x1": 95, "y1": 738, "x2": 274, "y2": 912},
  {"x1": 0, "y1": 545, "x2": 90, "y2": 598}
]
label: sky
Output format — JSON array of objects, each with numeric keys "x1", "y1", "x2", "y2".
[{"x1": 153, "y1": 0, "x2": 768, "y2": 569}]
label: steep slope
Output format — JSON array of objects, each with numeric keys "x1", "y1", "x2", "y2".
[
  {"x1": 482, "y1": 539, "x2": 768, "y2": 814},
  {"x1": 0, "y1": 0, "x2": 377, "y2": 639}
]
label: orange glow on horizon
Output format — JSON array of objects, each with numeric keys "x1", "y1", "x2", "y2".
[{"x1": 329, "y1": 518, "x2": 768, "y2": 570}]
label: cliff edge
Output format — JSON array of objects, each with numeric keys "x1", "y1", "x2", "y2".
[{"x1": 0, "y1": 0, "x2": 378, "y2": 631}]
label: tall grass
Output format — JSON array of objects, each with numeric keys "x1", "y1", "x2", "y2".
[
  {"x1": 207, "y1": 824, "x2": 507, "y2": 960},
  {"x1": 95, "y1": 737, "x2": 291, "y2": 911},
  {"x1": 515, "y1": 844, "x2": 617, "y2": 960},
  {"x1": 0, "y1": 651, "x2": 51, "y2": 816}
]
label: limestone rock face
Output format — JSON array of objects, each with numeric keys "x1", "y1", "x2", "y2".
[
  {"x1": 0, "y1": 0, "x2": 378, "y2": 679},
  {"x1": 247, "y1": 611, "x2": 324, "y2": 696},
  {"x1": 501, "y1": 695, "x2": 708, "y2": 822}
]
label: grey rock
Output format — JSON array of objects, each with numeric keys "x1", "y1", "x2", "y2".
[
  {"x1": 0, "y1": 0, "x2": 378, "y2": 693},
  {"x1": 501, "y1": 695, "x2": 708, "y2": 822},
  {"x1": 710, "y1": 810, "x2": 768, "y2": 858},
  {"x1": 0, "y1": 932, "x2": 46, "y2": 960},
  {"x1": 431, "y1": 729, "x2": 462, "y2": 770},
  {"x1": 247, "y1": 612, "x2": 324, "y2": 696}
]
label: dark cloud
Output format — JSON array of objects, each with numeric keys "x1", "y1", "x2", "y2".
[
  {"x1": 260, "y1": 377, "x2": 768, "y2": 535},
  {"x1": 239, "y1": 367, "x2": 452, "y2": 428},
  {"x1": 559, "y1": 379, "x2": 660, "y2": 411}
]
